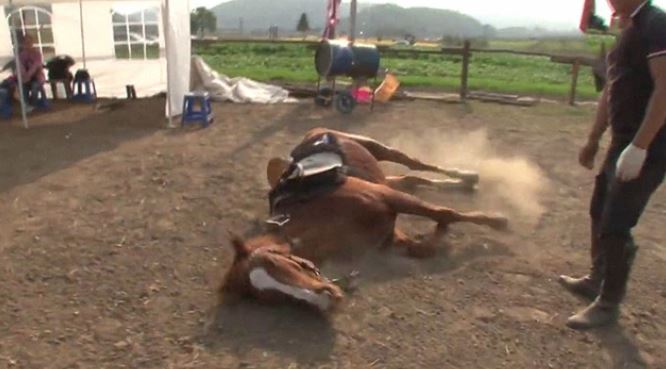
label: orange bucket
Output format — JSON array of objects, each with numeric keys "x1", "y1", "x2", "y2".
[{"x1": 374, "y1": 73, "x2": 400, "y2": 103}]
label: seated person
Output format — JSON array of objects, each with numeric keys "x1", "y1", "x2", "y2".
[
  {"x1": 45, "y1": 55, "x2": 75, "y2": 99},
  {"x1": 45, "y1": 55, "x2": 75, "y2": 85},
  {"x1": 16, "y1": 34, "x2": 46, "y2": 106}
]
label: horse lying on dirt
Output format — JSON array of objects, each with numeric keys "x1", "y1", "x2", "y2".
[{"x1": 220, "y1": 128, "x2": 508, "y2": 312}]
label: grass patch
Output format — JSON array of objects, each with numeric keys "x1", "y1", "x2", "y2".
[{"x1": 195, "y1": 38, "x2": 607, "y2": 100}]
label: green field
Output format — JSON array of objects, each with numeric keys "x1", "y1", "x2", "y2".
[{"x1": 195, "y1": 36, "x2": 614, "y2": 101}]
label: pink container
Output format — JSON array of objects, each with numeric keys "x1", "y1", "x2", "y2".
[{"x1": 351, "y1": 87, "x2": 372, "y2": 104}]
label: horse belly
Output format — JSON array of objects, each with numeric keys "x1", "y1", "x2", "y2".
[
  {"x1": 281, "y1": 194, "x2": 395, "y2": 263},
  {"x1": 340, "y1": 141, "x2": 386, "y2": 184}
]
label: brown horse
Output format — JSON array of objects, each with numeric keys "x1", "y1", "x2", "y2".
[{"x1": 220, "y1": 128, "x2": 507, "y2": 312}]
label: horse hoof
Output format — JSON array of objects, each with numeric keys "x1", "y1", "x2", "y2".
[
  {"x1": 491, "y1": 216, "x2": 509, "y2": 230},
  {"x1": 332, "y1": 271, "x2": 360, "y2": 292},
  {"x1": 460, "y1": 173, "x2": 480, "y2": 186},
  {"x1": 461, "y1": 182, "x2": 478, "y2": 194}
]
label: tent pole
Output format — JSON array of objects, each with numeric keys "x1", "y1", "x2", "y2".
[
  {"x1": 349, "y1": 0, "x2": 357, "y2": 43},
  {"x1": 79, "y1": 0, "x2": 87, "y2": 69},
  {"x1": 164, "y1": 0, "x2": 173, "y2": 127},
  {"x1": 8, "y1": 1, "x2": 28, "y2": 129}
]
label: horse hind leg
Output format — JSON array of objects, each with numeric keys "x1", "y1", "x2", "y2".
[
  {"x1": 381, "y1": 186, "x2": 508, "y2": 231},
  {"x1": 392, "y1": 227, "x2": 450, "y2": 258},
  {"x1": 321, "y1": 129, "x2": 479, "y2": 185},
  {"x1": 303, "y1": 128, "x2": 479, "y2": 185},
  {"x1": 386, "y1": 175, "x2": 475, "y2": 194}
]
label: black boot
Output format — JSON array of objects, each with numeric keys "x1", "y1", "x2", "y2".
[
  {"x1": 566, "y1": 236, "x2": 636, "y2": 330},
  {"x1": 566, "y1": 296, "x2": 620, "y2": 329},
  {"x1": 559, "y1": 221, "x2": 605, "y2": 300}
]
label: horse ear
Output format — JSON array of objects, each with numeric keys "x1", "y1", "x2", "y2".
[{"x1": 227, "y1": 232, "x2": 250, "y2": 257}]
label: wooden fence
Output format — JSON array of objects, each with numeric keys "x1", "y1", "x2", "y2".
[{"x1": 192, "y1": 38, "x2": 602, "y2": 106}]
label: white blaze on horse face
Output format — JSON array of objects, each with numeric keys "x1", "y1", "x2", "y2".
[{"x1": 249, "y1": 268, "x2": 331, "y2": 311}]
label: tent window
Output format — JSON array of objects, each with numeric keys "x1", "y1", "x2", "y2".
[
  {"x1": 5, "y1": 5, "x2": 56, "y2": 60},
  {"x1": 111, "y1": 7, "x2": 160, "y2": 60}
]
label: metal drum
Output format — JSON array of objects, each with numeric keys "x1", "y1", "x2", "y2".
[
  {"x1": 349, "y1": 44, "x2": 380, "y2": 79},
  {"x1": 315, "y1": 40, "x2": 380, "y2": 79},
  {"x1": 315, "y1": 39, "x2": 354, "y2": 77}
]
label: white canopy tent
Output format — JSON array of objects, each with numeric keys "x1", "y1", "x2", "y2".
[{"x1": 0, "y1": 0, "x2": 191, "y2": 128}]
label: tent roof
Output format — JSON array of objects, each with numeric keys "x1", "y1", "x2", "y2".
[{"x1": 1, "y1": 1, "x2": 139, "y2": 4}]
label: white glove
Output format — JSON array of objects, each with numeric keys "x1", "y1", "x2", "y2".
[{"x1": 616, "y1": 143, "x2": 647, "y2": 182}]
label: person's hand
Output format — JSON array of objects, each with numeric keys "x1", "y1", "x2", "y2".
[
  {"x1": 616, "y1": 143, "x2": 647, "y2": 181},
  {"x1": 579, "y1": 139, "x2": 600, "y2": 170}
]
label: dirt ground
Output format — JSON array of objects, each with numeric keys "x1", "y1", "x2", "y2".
[{"x1": 1, "y1": 97, "x2": 665, "y2": 369}]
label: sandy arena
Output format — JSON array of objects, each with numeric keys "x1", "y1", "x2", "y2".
[{"x1": 1, "y1": 98, "x2": 665, "y2": 369}]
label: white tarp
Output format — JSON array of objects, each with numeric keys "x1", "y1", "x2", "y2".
[{"x1": 190, "y1": 55, "x2": 296, "y2": 104}]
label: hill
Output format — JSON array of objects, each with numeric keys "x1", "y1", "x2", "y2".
[
  {"x1": 210, "y1": 1, "x2": 489, "y2": 38},
  {"x1": 337, "y1": 4, "x2": 490, "y2": 39},
  {"x1": 211, "y1": 0, "x2": 353, "y2": 33}
]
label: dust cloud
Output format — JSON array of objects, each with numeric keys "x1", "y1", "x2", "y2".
[{"x1": 387, "y1": 129, "x2": 551, "y2": 225}]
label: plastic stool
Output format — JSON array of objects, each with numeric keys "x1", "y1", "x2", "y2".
[
  {"x1": 72, "y1": 78, "x2": 97, "y2": 103},
  {"x1": 0, "y1": 89, "x2": 12, "y2": 119},
  {"x1": 31, "y1": 84, "x2": 49, "y2": 109},
  {"x1": 181, "y1": 92, "x2": 213, "y2": 128},
  {"x1": 49, "y1": 79, "x2": 73, "y2": 100}
]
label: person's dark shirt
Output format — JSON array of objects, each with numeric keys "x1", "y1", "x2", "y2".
[{"x1": 607, "y1": 2, "x2": 666, "y2": 155}]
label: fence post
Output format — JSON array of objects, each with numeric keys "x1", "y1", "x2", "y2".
[
  {"x1": 569, "y1": 60, "x2": 580, "y2": 106},
  {"x1": 460, "y1": 40, "x2": 471, "y2": 101}
]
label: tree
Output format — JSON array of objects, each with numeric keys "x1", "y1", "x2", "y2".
[
  {"x1": 190, "y1": 7, "x2": 217, "y2": 38},
  {"x1": 296, "y1": 13, "x2": 310, "y2": 39}
]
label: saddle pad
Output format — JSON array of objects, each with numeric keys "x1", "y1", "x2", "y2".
[
  {"x1": 268, "y1": 132, "x2": 349, "y2": 215},
  {"x1": 287, "y1": 152, "x2": 344, "y2": 179}
]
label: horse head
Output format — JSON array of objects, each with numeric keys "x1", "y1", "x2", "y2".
[{"x1": 220, "y1": 233, "x2": 344, "y2": 312}]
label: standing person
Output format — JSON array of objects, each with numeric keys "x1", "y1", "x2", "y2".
[{"x1": 559, "y1": 0, "x2": 666, "y2": 329}]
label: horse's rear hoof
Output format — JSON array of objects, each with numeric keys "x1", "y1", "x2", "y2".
[
  {"x1": 460, "y1": 172, "x2": 480, "y2": 186},
  {"x1": 461, "y1": 182, "x2": 478, "y2": 194},
  {"x1": 490, "y1": 216, "x2": 509, "y2": 230}
]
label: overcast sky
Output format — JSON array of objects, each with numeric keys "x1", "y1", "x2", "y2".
[{"x1": 190, "y1": 0, "x2": 666, "y2": 30}]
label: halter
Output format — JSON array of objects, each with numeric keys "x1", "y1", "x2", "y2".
[{"x1": 248, "y1": 245, "x2": 322, "y2": 278}]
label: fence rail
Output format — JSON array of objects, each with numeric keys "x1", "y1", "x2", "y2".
[{"x1": 192, "y1": 38, "x2": 602, "y2": 105}]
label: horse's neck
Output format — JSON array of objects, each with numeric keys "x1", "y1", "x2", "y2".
[{"x1": 245, "y1": 234, "x2": 291, "y2": 253}]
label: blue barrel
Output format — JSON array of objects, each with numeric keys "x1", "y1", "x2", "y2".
[
  {"x1": 315, "y1": 40, "x2": 380, "y2": 79},
  {"x1": 350, "y1": 44, "x2": 380, "y2": 79},
  {"x1": 315, "y1": 40, "x2": 354, "y2": 77}
]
